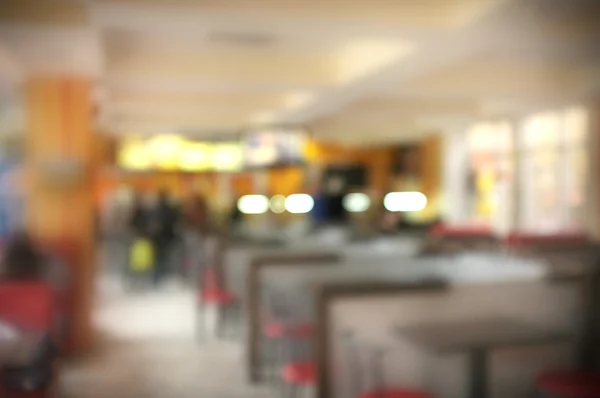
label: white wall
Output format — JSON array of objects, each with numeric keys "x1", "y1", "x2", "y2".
[{"x1": 442, "y1": 131, "x2": 468, "y2": 223}]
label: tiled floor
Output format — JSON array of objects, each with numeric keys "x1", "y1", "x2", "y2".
[{"x1": 60, "y1": 268, "x2": 274, "y2": 398}]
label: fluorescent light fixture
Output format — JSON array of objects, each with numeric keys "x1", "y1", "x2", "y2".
[
  {"x1": 118, "y1": 138, "x2": 152, "y2": 170},
  {"x1": 237, "y1": 195, "x2": 269, "y2": 215},
  {"x1": 211, "y1": 143, "x2": 243, "y2": 171},
  {"x1": 384, "y1": 192, "x2": 427, "y2": 212},
  {"x1": 337, "y1": 39, "x2": 413, "y2": 83},
  {"x1": 343, "y1": 193, "x2": 371, "y2": 213},
  {"x1": 269, "y1": 195, "x2": 286, "y2": 214},
  {"x1": 179, "y1": 142, "x2": 210, "y2": 171},
  {"x1": 285, "y1": 194, "x2": 315, "y2": 214},
  {"x1": 147, "y1": 134, "x2": 184, "y2": 170}
]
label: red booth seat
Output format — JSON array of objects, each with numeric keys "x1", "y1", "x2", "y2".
[
  {"x1": 429, "y1": 224, "x2": 493, "y2": 239},
  {"x1": 0, "y1": 282, "x2": 60, "y2": 398},
  {"x1": 504, "y1": 231, "x2": 590, "y2": 248},
  {"x1": 0, "y1": 282, "x2": 56, "y2": 333}
]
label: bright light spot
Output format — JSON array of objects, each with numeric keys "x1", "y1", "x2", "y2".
[
  {"x1": 337, "y1": 39, "x2": 414, "y2": 83},
  {"x1": 343, "y1": 193, "x2": 371, "y2": 213},
  {"x1": 211, "y1": 143, "x2": 243, "y2": 171},
  {"x1": 270, "y1": 195, "x2": 286, "y2": 214},
  {"x1": 237, "y1": 195, "x2": 269, "y2": 215},
  {"x1": 119, "y1": 138, "x2": 151, "y2": 170},
  {"x1": 179, "y1": 142, "x2": 210, "y2": 171},
  {"x1": 384, "y1": 192, "x2": 427, "y2": 212},
  {"x1": 147, "y1": 134, "x2": 184, "y2": 170},
  {"x1": 285, "y1": 194, "x2": 314, "y2": 214}
]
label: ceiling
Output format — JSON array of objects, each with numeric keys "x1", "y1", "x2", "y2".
[{"x1": 0, "y1": 0, "x2": 599, "y2": 145}]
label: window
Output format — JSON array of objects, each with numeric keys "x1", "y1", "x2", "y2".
[{"x1": 519, "y1": 106, "x2": 588, "y2": 232}]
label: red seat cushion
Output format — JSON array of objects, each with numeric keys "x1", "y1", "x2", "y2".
[
  {"x1": 199, "y1": 289, "x2": 237, "y2": 305},
  {"x1": 359, "y1": 389, "x2": 435, "y2": 398},
  {"x1": 282, "y1": 361, "x2": 315, "y2": 385},
  {"x1": 537, "y1": 370, "x2": 600, "y2": 397},
  {"x1": 0, "y1": 282, "x2": 56, "y2": 332},
  {"x1": 264, "y1": 321, "x2": 314, "y2": 339}
]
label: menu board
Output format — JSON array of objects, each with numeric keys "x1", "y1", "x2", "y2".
[
  {"x1": 244, "y1": 129, "x2": 307, "y2": 168},
  {"x1": 117, "y1": 130, "x2": 305, "y2": 172},
  {"x1": 117, "y1": 136, "x2": 243, "y2": 172}
]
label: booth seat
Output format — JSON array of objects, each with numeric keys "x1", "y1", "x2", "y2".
[
  {"x1": 429, "y1": 223, "x2": 494, "y2": 239},
  {"x1": 504, "y1": 231, "x2": 590, "y2": 248},
  {"x1": 0, "y1": 282, "x2": 60, "y2": 398}
]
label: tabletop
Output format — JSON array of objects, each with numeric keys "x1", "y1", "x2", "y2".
[
  {"x1": 396, "y1": 317, "x2": 570, "y2": 353},
  {"x1": 262, "y1": 252, "x2": 548, "y2": 292}
]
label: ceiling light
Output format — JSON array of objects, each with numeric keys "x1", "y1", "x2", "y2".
[
  {"x1": 285, "y1": 194, "x2": 314, "y2": 214},
  {"x1": 269, "y1": 195, "x2": 286, "y2": 214},
  {"x1": 179, "y1": 142, "x2": 210, "y2": 172},
  {"x1": 337, "y1": 39, "x2": 413, "y2": 83},
  {"x1": 147, "y1": 134, "x2": 184, "y2": 170},
  {"x1": 384, "y1": 192, "x2": 427, "y2": 212},
  {"x1": 343, "y1": 193, "x2": 371, "y2": 213},
  {"x1": 237, "y1": 195, "x2": 269, "y2": 215}
]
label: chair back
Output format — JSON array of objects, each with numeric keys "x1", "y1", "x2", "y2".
[
  {"x1": 201, "y1": 267, "x2": 223, "y2": 292},
  {"x1": 0, "y1": 281, "x2": 56, "y2": 332}
]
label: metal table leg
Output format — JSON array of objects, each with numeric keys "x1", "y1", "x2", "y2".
[{"x1": 467, "y1": 348, "x2": 488, "y2": 398}]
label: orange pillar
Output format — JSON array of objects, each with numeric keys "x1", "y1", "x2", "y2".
[{"x1": 25, "y1": 76, "x2": 95, "y2": 353}]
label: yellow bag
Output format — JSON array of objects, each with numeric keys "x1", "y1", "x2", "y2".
[{"x1": 130, "y1": 238, "x2": 154, "y2": 272}]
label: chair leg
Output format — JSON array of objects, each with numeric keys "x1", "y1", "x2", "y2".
[
  {"x1": 216, "y1": 305, "x2": 225, "y2": 339},
  {"x1": 197, "y1": 301, "x2": 206, "y2": 341},
  {"x1": 226, "y1": 303, "x2": 241, "y2": 340}
]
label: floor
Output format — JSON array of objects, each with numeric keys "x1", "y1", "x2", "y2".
[{"x1": 60, "y1": 240, "x2": 274, "y2": 398}]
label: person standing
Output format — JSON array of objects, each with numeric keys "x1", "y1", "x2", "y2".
[
  {"x1": 182, "y1": 194, "x2": 209, "y2": 282},
  {"x1": 149, "y1": 190, "x2": 179, "y2": 286}
]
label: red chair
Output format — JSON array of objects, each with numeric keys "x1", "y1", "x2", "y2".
[
  {"x1": 264, "y1": 319, "x2": 314, "y2": 385},
  {"x1": 0, "y1": 282, "x2": 59, "y2": 398},
  {"x1": 0, "y1": 282, "x2": 56, "y2": 334},
  {"x1": 359, "y1": 390, "x2": 434, "y2": 398},
  {"x1": 197, "y1": 267, "x2": 239, "y2": 339},
  {"x1": 282, "y1": 360, "x2": 316, "y2": 396},
  {"x1": 504, "y1": 231, "x2": 590, "y2": 248},
  {"x1": 342, "y1": 335, "x2": 434, "y2": 398},
  {"x1": 535, "y1": 369, "x2": 600, "y2": 397},
  {"x1": 429, "y1": 223, "x2": 492, "y2": 239},
  {"x1": 280, "y1": 360, "x2": 434, "y2": 398},
  {"x1": 265, "y1": 321, "x2": 314, "y2": 340}
]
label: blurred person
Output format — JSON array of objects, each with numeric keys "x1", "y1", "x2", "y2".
[
  {"x1": 129, "y1": 191, "x2": 151, "y2": 238},
  {"x1": 182, "y1": 194, "x2": 210, "y2": 282},
  {"x1": 0, "y1": 231, "x2": 69, "y2": 297},
  {"x1": 0, "y1": 232, "x2": 44, "y2": 282},
  {"x1": 0, "y1": 231, "x2": 63, "y2": 393},
  {"x1": 149, "y1": 190, "x2": 179, "y2": 286},
  {"x1": 228, "y1": 197, "x2": 243, "y2": 231},
  {"x1": 125, "y1": 192, "x2": 155, "y2": 288},
  {"x1": 0, "y1": 231, "x2": 69, "y2": 338},
  {"x1": 310, "y1": 184, "x2": 328, "y2": 227}
]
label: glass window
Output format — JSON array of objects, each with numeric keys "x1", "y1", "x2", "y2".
[
  {"x1": 522, "y1": 112, "x2": 561, "y2": 148},
  {"x1": 564, "y1": 107, "x2": 587, "y2": 146},
  {"x1": 519, "y1": 106, "x2": 588, "y2": 232}
]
